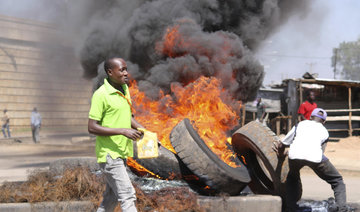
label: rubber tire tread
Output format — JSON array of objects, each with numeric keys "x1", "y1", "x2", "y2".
[
  {"x1": 133, "y1": 144, "x2": 185, "y2": 180},
  {"x1": 170, "y1": 119, "x2": 249, "y2": 195},
  {"x1": 232, "y1": 121, "x2": 289, "y2": 195}
]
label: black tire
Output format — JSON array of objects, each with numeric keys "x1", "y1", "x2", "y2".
[
  {"x1": 132, "y1": 144, "x2": 186, "y2": 180},
  {"x1": 231, "y1": 121, "x2": 289, "y2": 195},
  {"x1": 170, "y1": 119, "x2": 250, "y2": 195}
]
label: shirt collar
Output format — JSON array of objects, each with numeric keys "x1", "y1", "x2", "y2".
[
  {"x1": 306, "y1": 100, "x2": 315, "y2": 105},
  {"x1": 103, "y1": 78, "x2": 128, "y2": 95}
]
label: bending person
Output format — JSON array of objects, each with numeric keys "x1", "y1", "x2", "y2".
[{"x1": 274, "y1": 108, "x2": 347, "y2": 212}]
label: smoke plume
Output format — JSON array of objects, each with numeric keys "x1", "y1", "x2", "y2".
[{"x1": 70, "y1": 0, "x2": 311, "y2": 102}]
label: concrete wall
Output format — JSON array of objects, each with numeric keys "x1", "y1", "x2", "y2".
[{"x1": 0, "y1": 14, "x2": 92, "y2": 131}]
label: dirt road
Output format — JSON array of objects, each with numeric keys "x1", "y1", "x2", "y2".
[
  {"x1": 0, "y1": 134, "x2": 95, "y2": 183},
  {"x1": 301, "y1": 136, "x2": 360, "y2": 203}
]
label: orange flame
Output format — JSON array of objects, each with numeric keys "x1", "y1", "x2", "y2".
[
  {"x1": 156, "y1": 24, "x2": 210, "y2": 59},
  {"x1": 127, "y1": 158, "x2": 161, "y2": 179},
  {"x1": 156, "y1": 23, "x2": 235, "y2": 63},
  {"x1": 130, "y1": 76, "x2": 241, "y2": 168},
  {"x1": 127, "y1": 23, "x2": 243, "y2": 175}
]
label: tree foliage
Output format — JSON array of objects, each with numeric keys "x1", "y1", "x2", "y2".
[{"x1": 332, "y1": 37, "x2": 360, "y2": 80}]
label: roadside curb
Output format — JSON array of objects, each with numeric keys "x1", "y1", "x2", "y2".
[
  {"x1": 1, "y1": 197, "x2": 358, "y2": 212},
  {"x1": 197, "y1": 195, "x2": 282, "y2": 212},
  {"x1": 0, "y1": 201, "x2": 95, "y2": 212},
  {"x1": 0, "y1": 196, "x2": 282, "y2": 212}
]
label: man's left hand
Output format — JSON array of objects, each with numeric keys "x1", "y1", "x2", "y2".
[{"x1": 272, "y1": 141, "x2": 287, "y2": 158}]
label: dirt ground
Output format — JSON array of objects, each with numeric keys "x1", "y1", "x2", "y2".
[
  {"x1": 301, "y1": 136, "x2": 360, "y2": 203},
  {"x1": 0, "y1": 134, "x2": 95, "y2": 183},
  {"x1": 323, "y1": 136, "x2": 360, "y2": 172},
  {"x1": 0, "y1": 134, "x2": 359, "y2": 203}
]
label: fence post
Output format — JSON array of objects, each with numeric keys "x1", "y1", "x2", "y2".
[{"x1": 348, "y1": 87, "x2": 352, "y2": 136}]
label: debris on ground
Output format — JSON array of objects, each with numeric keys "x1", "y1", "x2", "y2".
[{"x1": 0, "y1": 167, "x2": 204, "y2": 212}]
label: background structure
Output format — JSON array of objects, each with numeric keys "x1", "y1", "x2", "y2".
[{"x1": 0, "y1": 14, "x2": 92, "y2": 132}]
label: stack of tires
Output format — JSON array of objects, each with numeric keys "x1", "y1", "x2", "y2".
[{"x1": 135, "y1": 119, "x2": 291, "y2": 197}]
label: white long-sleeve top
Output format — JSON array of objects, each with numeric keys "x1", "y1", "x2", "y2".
[{"x1": 281, "y1": 120, "x2": 329, "y2": 163}]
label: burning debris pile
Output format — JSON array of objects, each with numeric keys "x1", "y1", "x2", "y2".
[
  {"x1": 129, "y1": 118, "x2": 288, "y2": 197},
  {"x1": 70, "y1": 0, "x2": 312, "y2": 200}
]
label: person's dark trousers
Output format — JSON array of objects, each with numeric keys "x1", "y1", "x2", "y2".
[
  {"x1": 285, "y1": 159, "x2": 347, "y2": 212},
  {"x1": 32, "y1": 125, "x2": 40, "y2": 143}
]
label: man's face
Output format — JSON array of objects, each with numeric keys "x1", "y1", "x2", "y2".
[
  {"x1": 309, "y1": 92, "x2": 315, "y2": 101},
  {"x1": 108, "y1": 59, "x2": 129, "y2": 85}
]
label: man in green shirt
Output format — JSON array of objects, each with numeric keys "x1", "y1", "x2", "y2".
[{"x1": 88, "y1": 58, "x2": 144, "y2": 212}]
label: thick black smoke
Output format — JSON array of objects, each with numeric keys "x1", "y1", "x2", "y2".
[{"x1": 73, "y1": 0, "x2": 310, "y2": 102}]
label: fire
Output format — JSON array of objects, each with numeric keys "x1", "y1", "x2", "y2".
[
  {"x1": 156, "y1": 23, "x2": 235, "y2": 64},
  {"x1": 128, "y1": 22, "x2": 243, "y2": 174},
  {"x1": 130, "y1": 76, "x2": 241, "y2": 168},
  {"x1": 156, "y1": 25, "x2": 184, "y2": 58},
  {"x1": 127, "y1": 158, "x2": 161, "y2": 179},
  {"x1": 156, "y1": 23, "x2": 211, "y2": 59}
]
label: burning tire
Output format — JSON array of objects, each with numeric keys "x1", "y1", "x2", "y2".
[
  {"x1": 170, "y1": 119, "x2": 250, "y2": 195},
  {"x1": 231, "y1": 121, "x2": 289, "y2": 195},
  {"x1": 132, "y1": 144, "x2": 187, "y2": 180}
]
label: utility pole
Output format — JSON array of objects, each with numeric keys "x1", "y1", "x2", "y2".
[
  {"x1": 333, "y1": 48, "x2": 338, "y2": 79},
  {"x1": 306, "y1": 62, "x2": 316, "y2": 73}
]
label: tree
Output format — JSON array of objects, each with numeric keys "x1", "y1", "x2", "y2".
[{"x1": 332, "y1": 37, "x2": 360, "y2": 80}]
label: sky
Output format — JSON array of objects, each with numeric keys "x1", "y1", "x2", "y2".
[
  {"x1": 256, "y1": 0, "x2": 360, "y2": 85},
  {"x1": 1, "y1": 0, "x2": 360, "y2": 86},
  {"x1": 0, "y1": 0, "x2": 65, "y2": 23}
]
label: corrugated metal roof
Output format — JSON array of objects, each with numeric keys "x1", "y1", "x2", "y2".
[
  {"x1": 283, "y1": 78, "x2": 360, "y2": 87},
  {"x1": 259, "y1": 88, "x2": 283, "y2": 92}
]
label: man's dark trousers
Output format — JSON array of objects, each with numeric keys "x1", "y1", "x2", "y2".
[{"x1": 285, "y1": 159, "x2": 346, "y2": 212}]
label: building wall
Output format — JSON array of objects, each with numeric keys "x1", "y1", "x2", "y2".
[{"x1": 0, "y1": 15, "x2": 92, "y2": 131}]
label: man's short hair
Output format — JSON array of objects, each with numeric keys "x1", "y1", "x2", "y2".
[{"x1": 104, "y1": 58, "x2": 116, "y2": 74}]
